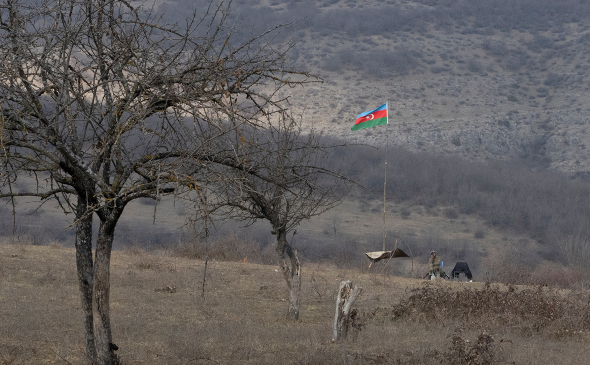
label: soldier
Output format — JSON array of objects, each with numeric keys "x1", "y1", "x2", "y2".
[{"x1": 428, "y1": 251, "x2": 441, "y2": 278}]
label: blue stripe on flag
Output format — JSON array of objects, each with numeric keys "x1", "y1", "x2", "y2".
[{"x1": 357, "y1": 103, "x2": 387, "y2": 119}]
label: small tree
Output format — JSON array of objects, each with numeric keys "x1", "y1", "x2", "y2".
[
  {"x1": 0, "y1": 0, "x2": 316, "y2": 362},
  {"x1": 201, "y1": 115, "x2": 349, "y2": 320}
]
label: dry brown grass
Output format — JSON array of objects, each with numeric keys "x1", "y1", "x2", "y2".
[
  {"x1": 167, "y1": 234, "x2": 276, "y2": 265},
  {"x1": 1, "y1": 243, "x2": 590, "y2": 364}
]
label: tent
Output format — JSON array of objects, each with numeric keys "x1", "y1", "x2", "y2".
[
  {"x1": 365, "y1": 248, "x2": 410, "y2": 267},
  {"x1": 451, "y1": 261, "x2": 473, "y2": 281}
]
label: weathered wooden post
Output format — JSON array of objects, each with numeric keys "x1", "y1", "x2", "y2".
[{"x1": 332, "y1": 280, "x2": 362, "y2": 341}]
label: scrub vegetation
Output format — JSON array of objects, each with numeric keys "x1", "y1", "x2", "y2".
[
  {"x1": 5, "y1": 140, "x2": 590, "y2": 283},
  {"x1": 3, "y1": 0, "x2": 590, "y2": 364},
  {"x1": 2, "y1": 244, "x2": 589, "y2": 364}
]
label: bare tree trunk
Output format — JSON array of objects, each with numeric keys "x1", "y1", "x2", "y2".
[
  {"x1": 74, "y1": 201, "x2": 97, "y2": 364},
  {"x1": 332, "y1": 280, "x2": 362, "y2": 341},
  {"x1": 286, "y1": 248, "x2": 301, "y2": 320},
  {"x1": 94, "y1": 212, "x2": 122, "y2": 365},
  {"x1": 276, "y1": 229, "x2": 301, "y2": 320}
]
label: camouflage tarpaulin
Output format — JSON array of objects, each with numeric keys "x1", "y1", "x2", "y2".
[{"x1": 365, "y1": 248, "x2": 410, "y2": 263}]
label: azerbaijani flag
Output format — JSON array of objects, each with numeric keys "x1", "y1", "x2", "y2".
[{"x1": 351, "y1": 103, "x2": 388, "y2": 131}]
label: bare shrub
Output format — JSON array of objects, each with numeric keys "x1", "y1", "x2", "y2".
[
  {"x1": 474, "y1": 228, "x2": 485, "y2": 239},
  {"x1": 123, "y1": 246, "x2": 175, "y2": 271},
  {"x1": 467, "y1": 58, "x2": 483, "y2": 73},
  {"x1": 0, "y1": 345, "x2": 25, "y2": 365},
  {"x1": 444, "y1": 208, "x2": 459, "y2": 219},
  {"x1": 446, "y1": 331, "x2": 500, "y2": 365},
  {"x1": 48, "y1": 242, "x2": 63, "y2": 249},
  {"x1": 497, "y1": 262, "x2": 534, "y2": 284},
  {"x1": 342, "y1": 143, "x2": 590, "y2": 254},
  {"x1": 431, "y1": 65, "x2": 449, "y2": 74},
  {"x1": 123, "y1": 246, "x2": 145, "y2": 256},
  {"x1": 258, "y1": 243, "x2": 279, "y2": 265},
  {"x1": 4, "y1": 229, "x2": 43, "y2": 246},
  {"x1": 536, "y1": 87, "x2": 549, "y2": 97},
  {"x1": 169, "y1": 241, "x2": 204, "y2": 260},
  {"x1": 291, "y1": 330, "x2": 502, "y2": 365},
  {"x1": 209, "y1": 235, "x2": 262, "y2": 262},
  {"x1": 481, "y1": 39, "x2": 508, "y2": 56},
  {"x1": 497, "y1": 119, "x2": 511, "y2": 128},
  {"x1": 400, "y1": 207, "x2": 411, "y2": 219},
  {"x1": 481, "y1": 250, "x2": 534, "y2": 285},
  {"x1": 387, "y1": 282, "x2": 590, "y2": 334},
  {"x1": 557, "y1": 233, "x2": 590, "y2": 271},
  {"x1": 504, "y1": 49, "x2": 532, "y2": 71},
  {"x1": 527, "y1": 34, "x2": 554, "y2": 53},
  {"x1": 529, "y1": 261, "x2": 590, "y2": 289},
  {"x1": 544, "y1": 72, "x2": 566, "y2": 87},
  {"x1": 322, "y1": 47, "x2": 419, "y2": 77},
  {"x1": 132, "y1": 253, "x2": 165, "y2": 271},
  {"x1": 171, "y1": 234, "x2": 263, "y2": 263}
]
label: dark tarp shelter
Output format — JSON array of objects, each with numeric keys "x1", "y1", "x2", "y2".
[{"x1": 451, "y1": 261, "x2": 473, "y2": 280}]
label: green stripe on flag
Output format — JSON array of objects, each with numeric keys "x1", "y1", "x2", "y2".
[{"x1": 351, "y1": 116, "x2": 388, "y2": 131}]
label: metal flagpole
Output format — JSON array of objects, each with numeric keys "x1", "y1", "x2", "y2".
[{"x1": 382, "y1": 105, "x2": 388, "y2": 251}]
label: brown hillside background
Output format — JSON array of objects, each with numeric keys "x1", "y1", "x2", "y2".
[
  {"x1": 4, "y1": 0, "x2": 590, "y2": 273},
  {"x1": 273, "y1": 0, "x2": 590, "y2": 176}
]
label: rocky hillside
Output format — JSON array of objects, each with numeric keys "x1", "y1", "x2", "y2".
[
  {"x1": 192, "y1": 0, "x2": 590, "y2": 177},
  {"x1": 5, "y1": 0, "x2": 590, "y2": 263}
]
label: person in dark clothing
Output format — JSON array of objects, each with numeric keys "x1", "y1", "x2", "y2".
[{"x1": 451, "y1": 262, "x2": 473, "y2": 281}]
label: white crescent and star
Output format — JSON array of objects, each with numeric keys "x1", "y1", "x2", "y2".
[{"x1": 364, "y1": 114, "x2": 374, "y2": 121}]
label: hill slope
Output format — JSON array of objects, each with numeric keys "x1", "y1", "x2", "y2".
[
  {"x1": 205, "y1": 0, "x2": 590, "y2": 176},
  {"x1": 1, "y1": 244, "x2": 589, "y2": 364},
  {"x1": 4, "y1": 0, "x2": 590, "y2": 279}
]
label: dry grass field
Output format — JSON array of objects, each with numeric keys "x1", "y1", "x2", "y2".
[
  {"x1": 2, "y1": 243, "x2": 590, "y2": 364},
  {"x1": 4, "y1": 1, "x2": 590, "y2": 363}
]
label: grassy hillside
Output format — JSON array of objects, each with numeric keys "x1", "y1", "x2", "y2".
[
  {"x1": 5, "y1": 139, "x2": 590, "y2": 283},
  {"x1": 5, "y1": 0, "x2": 590, "y2": 256},
  {"x1": 167, "y1": 0, "x2": 590, "y2": 177},
  {"x1": 2, "y1": 243, "x2": 590, "y2": 364}
]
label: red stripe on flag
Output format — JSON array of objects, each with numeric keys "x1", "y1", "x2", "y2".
[{"x1": 354, "y1": 109, "x2": 387, "y2": 125}]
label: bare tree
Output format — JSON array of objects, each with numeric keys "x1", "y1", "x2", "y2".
[
  {"x1": 557, "y1": 232, "x2": 590, "y2": 271},
  {"x1": 200, "y1": 115, "x2": 349, "y2": 320},
  {"x1": 0, "y1": 0, "x2": 316, "y2": 363}
]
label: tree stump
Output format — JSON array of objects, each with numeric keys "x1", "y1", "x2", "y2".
[{"x1": 332, "y1": 280, "x2": 362, "y2": 341}]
